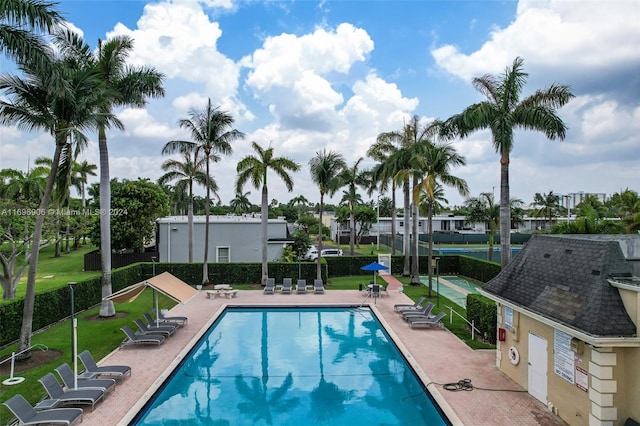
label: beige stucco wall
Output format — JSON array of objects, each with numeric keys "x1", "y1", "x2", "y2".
[{"x1": 495, "y1": 305, "x2": 640, "y2": 426}]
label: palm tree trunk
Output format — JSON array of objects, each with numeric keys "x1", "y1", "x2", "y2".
[
  {"x1": 18, "y1": 139, "x2": 64, "y2": 353},
  {"x1": 500, "y1": 153, "x2": 511, "y2": 268},
  {"x1": 349, "y1": 200, "x2": 355, "y2": 255},
  {"x1": 410, "y1": 177, "x2": 420, "y2": 285},
  {"x1": 98, "y1": 128, "x2": 115, "y2": 317},
  {"x1": 188, "y1": 181, "x2": 193, "y2": 263},
  {"x1": 316, "y1": 193, "x2": 324, "y2": 280},
  {"x1": 202, "y1": 158, "x2": 210, "y2": 285},
  {"x1": 427, "y1": 202, "x2": 434, "y2": 297},
  {"x1": 391, "y1": 182, "x2": 397, "y2": 255},
  {"x1": 261, "y1": 184, "x2": 269, "y2": 284},
  {"x1": 402, "y1": 179, "x2": 410, "y2": 276}
]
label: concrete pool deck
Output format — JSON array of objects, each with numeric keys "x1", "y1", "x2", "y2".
[{"x1": 84, "y1": 277, "x2": 567, "y2": 426}]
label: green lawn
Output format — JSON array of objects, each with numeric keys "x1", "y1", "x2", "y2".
[{"x1": 1, "y1": 244, "x2": 100, "y2": 304}]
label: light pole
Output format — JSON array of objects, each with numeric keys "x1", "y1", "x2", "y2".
[
  {"x1": 376, "y1": 194, "x2": 382, "y2": 250},
  {"x1": 435, "y1": 258, "x2": 440, "y2": 308},
  {"x1": 68, "y1": 282, "x2": 78, "y2": 390}
]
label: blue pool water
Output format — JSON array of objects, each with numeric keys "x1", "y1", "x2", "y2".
[{"x1": 131, "y1": 307, "x2": 450, "y2": 425}]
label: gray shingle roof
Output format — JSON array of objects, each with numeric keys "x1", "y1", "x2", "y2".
[{"x1": 483, "y1": 235, "x2": 637, "y2": 337}]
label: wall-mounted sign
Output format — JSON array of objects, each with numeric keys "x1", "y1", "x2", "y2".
[
  {"x1": 505, "y1": 306, "x2": 513, "y2": 330},
  {"x1": 576, "y1": 366, "x2": 588, "y2": 392},
  {"x1": 554, "y1": 329, "x2": 575, "y2": 384}
]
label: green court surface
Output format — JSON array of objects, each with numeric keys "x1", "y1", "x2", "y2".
[{"x1": 420, "y1": 275, "x2": 482, "y2": 308}]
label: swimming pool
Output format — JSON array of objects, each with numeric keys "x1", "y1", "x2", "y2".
[{"x1": 130, "y1": 307, "x2": 451, "y2": 425}]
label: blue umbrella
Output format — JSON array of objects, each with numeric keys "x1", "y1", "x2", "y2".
[{"x1": 360, "y1": 262, "x2": 389, "y2": 285}]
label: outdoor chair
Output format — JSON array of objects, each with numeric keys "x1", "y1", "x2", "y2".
[
  {"x1": 153, "y1": 308, "x2": 188, "y2": 325},
  {"x1": 133, "y1": 319, "x2": 176, "y2": 337},
  {"x1": 407, "y1": 311, "x2": 447, "y2": 328},
  {"x1": 313, "y1": 279, "x2": 325, "y2": 294},
  {"x1": 296, "y1": 279, "x2": 308, "y2": 294},
  {"x1": 401, "y1": 302, "x2": 435, "y2": 321},
  {"x1": 3, "y1": 394, "x2": 83, "y2": 426},
  {"x1": 394, "y1": 296, "x2": 427, "y2": 312},
  {"x1": 120, "y1": 325, "x2": 165, "y2": 347},
  {"x1": 39, "y1": 373, "x2": 106, "y2": 411},
  {"x1": 78, "y1": 350, "x2": 131, "y2": 380},
  {"x1": 55, "y1": 363, "x2": 116, "y2": 394},
  {"x1": 264, "y1": 278, "x2": 276, "y2": 294},
  {"x1": 281, "y1": 278, "x2": 293, "y2": 294}
]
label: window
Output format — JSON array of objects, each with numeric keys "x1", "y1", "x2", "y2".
[{"x1": 217, "y1": 247, "x2": 230, "y2": 263}]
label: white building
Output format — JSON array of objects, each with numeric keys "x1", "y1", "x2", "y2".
[{"x1": 156, "y1": 215, "x2": 291, "y2": 263}]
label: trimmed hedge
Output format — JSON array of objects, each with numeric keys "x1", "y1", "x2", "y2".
[
  {"x1": 1, "y1": 254, "x2": 500, "y2": 347},
  {"x1": 466, "y1": 293, "x2": 497, "y2": 344}
]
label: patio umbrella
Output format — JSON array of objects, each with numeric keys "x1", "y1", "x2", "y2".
[{"x1": 360, "y1": 261, "x2": 389, "y2": 286}]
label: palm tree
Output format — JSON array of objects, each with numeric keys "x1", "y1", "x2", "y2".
[
  {"x1": 230, "y1": 190, "x2": 252, "y2": 213},
  {"x1": 609, "y1": 188, "x2": 640, "y2": 232},
  {"x1": 158, "y1": 148, "x2": 211, "y2": 263},
  {"x1": 309, "y1": 149, "x2": 346, "y2": 280},
  {"x1": 236, "y1": 141, "x2": 300, "y2": 284},
  {"x1": 164, "y1": 100, "x2": 243, "y2": 285},
  {"x1": 0, "y1": 166, "x2": 48, "y2": 202},
  {"x1": 88, "y1": 35, "x2": 165, "y2": 317},
  {"x1": 0, "y1": 32, "x2": 120, "y2": 353},
  {"x1": 465, "y1": 193, "x2": 500, "y2": 262},
  {"x1": 532, "y1": 191, "x2": 560, "y2": 230},
  {"x1": 338, "y1": 158, "x2": 369, "y2": 255},
  {"x1": 72, "y1": 159, "x2": 97, "y2": 207},
  {"x1": 0, "y1": 0, "x2": 62, "y2": 68},
  {"x1": 442, "y1": 57, "x2": 574, "y2": 267},
  {"x1": 414, "y1": 141, "x2": 468, "y2": 295}
]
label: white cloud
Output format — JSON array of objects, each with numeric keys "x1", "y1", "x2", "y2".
[{"x1": 432, "y1": 0, "x2": 640, "y2": 81}]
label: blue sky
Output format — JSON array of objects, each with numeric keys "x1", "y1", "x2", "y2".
[{"x1": 1, "y1": 0, "x2": 639, "y2": 208}]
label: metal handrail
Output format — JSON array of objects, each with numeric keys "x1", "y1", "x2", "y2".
[
  {"x1": 445, "y1": 305, "x2": 482, "y2": 341},
  {"x1": 1, "y1": 343, "x2": 48, "y2": 385}
]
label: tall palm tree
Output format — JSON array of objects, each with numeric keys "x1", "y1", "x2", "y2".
[
  {"x1": 88, "y1": 35, "x2": 165, "y2": 317},
  {"x1": 609, "y1": 188, "x2": 640, "y2": 232},
  {"x1": 230, "y1": 190, "x2": 252, "y2": 213},
  {"x1": 442, "y1": 57, "x2": 574, "y2": 267},
  {"x1": 164, "y1": 100, "x2": 243, "y2": 285},
  {"x1": 0, "y1": 0, "x2": 62, "y2": 68},
  {"x1": 236, "y1": 141, "x2": 300, "y2": 284},
  {"x1": 532, "y1": 191, "x2": 560, "y2": 229},
  {"x1": 387, "y1": 116, "x2": 439, "y2": 282},
  {"x1": 414, "y1": 141, "x2": 468, "y2": 295},
  {"x1": 338, "y1": 158, "x2": 369, "y2": 255},
  {"x1": 0, "y1": 31, "x2": 120, "y2": 352},
  {"x1": 309, "y1": 149, "x2": 346, "y2": 280},
  {"x1": 158, "y1": 148, "x2": 211, "y2": 263}
]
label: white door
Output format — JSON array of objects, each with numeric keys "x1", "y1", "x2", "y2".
[
  {"x1": 377, "y1": 254, "x2": 391, "y2": 275},
  {"x1": 528, "y1": 332, "x2": 548, "y2": 404}
]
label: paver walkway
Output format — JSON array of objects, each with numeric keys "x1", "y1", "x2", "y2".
[{"x1": 79, "y1": 280, "x2": 566, "y2": 426}]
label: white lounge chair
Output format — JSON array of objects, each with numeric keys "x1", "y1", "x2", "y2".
[{"x1": 313, "y1": 279, "x2": 325, "y2": 294}]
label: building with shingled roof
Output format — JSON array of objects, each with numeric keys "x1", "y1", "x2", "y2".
[{"x1": 480, "y1": 234, "x2": 640, "y2": 426}]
